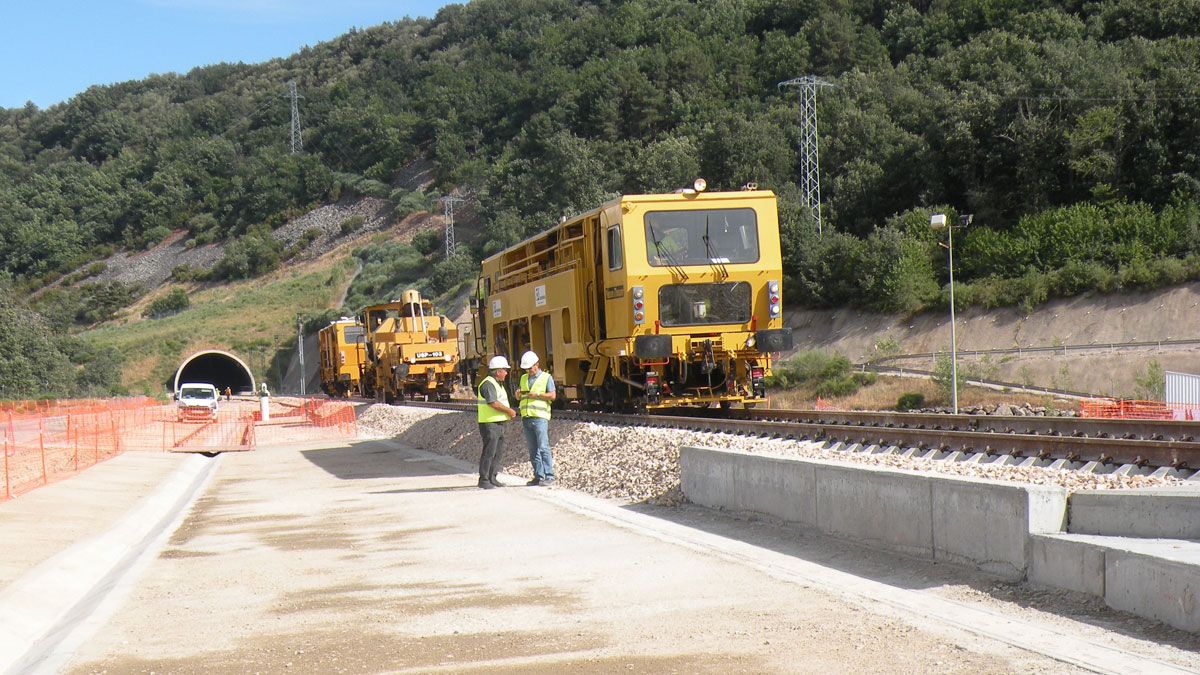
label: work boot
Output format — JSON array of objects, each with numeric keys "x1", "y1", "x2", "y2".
[
  {"x1": 526, "y1": 477, "x2": 541, "y2": 486},
  {"x1": 478, "y1": 478, "x2": 497, "y2": 490},
  {"x1": 489, "y1": 475, "x2": 504, "y2": 487}
]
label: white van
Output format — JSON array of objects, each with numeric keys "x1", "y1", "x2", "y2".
[{"x1": 177, "y1": 383, "x2": 220, "y2": 421}]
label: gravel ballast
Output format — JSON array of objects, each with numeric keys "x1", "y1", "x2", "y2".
[{"x1": 357, "y1": 405, "x2": 1188, "y2": 504}]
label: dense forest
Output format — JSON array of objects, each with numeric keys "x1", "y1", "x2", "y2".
[{"x1": 3, "y1": 0, "x2": 1200, "y2": 396}]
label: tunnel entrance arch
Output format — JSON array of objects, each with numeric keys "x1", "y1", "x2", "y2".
[{"x1": 173, "y1": 350, "x2": 256, "y2": 395}]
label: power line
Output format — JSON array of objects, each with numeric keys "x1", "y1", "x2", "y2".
[{"x1": 780, "y1": 76, "x2": 835, "y2": 236}]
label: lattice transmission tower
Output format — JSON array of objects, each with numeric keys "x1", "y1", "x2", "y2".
[
  {"x1": 779, "y1": 76, "x2": 835, "y2": 235},
  {"x1": 288, "y1": 80, "x2": 304, "y2": 154},
  {"x1": 441, "y1": 195, "x2": 467, "y2": 258}
]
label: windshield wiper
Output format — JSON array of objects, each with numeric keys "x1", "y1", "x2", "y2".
[
  {"x1": 702, "y1": 216, "x2": 729, "y2": 280},
  {"x1": 648, "y1": 221, "x2": 689, "y2": 281}
]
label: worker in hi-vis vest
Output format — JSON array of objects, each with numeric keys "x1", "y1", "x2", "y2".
[
  {"x1": 516, "y1": 350, "x2": 556, "y2": 486},
  {"x1": 476, "y1": 355, "x2": 516, "y2": 489}
]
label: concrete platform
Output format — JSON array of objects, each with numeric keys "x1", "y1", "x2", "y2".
[
  {"x1": 0, "y1": 451, "x2": 216, "y2": 673},
  {"x1": 680, "y1": 445, "x2": 1066, "y2": 581},
  {"x1": 681, "y1": 444, "x2": 1200, "y2": 634},
  {"x1": 1069, "y1": 488, "x2": 1200, "y2": 538},
  {"x1": 1031, "y1": 533, "x2": 1200, "y2": 633}
]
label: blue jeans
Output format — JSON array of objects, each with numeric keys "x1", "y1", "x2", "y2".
[{"x1": 521, "y1": 417, "x2": 554, "y2": 480}]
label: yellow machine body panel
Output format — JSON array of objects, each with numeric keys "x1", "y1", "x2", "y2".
[
  {"x1": 361, "y1": 289, "x2": 461, "y2": 402},
  {"x1": 317, "y1": 319, "x2": 366, "y2": 398},
  {"x1": 470, "y1": 188, "x2": 793, "y2": 409}
]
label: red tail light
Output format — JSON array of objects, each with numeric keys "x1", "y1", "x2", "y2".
[{"x1": 646, "y1": 373, "x2": 660, "y2": 385}]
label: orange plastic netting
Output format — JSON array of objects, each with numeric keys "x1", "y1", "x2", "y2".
[
  {"x1": 2, "y1": 397, "x2": 356, "y2": 501},
  {"x1": 1077, "y1": 398, "x2": 1199, "y2": 420}
]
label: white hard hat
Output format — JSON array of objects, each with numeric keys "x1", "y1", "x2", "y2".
[
  {"x1": 487, "y1": 355, "x2": 510, "y2": 370},
  {"x1": 519, "y1": 350, "x2": 539, "y2": 369}
]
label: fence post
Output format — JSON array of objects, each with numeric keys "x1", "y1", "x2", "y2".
[
  {"x1": 39, "y1": 417, "x2": 47, "y2": 485},
  {"x1": 3, "y1": 424, "x2": 9, "y2": 501},
  {"x1": 72, "y1": 414, "x2": 79, "y2": 471}
]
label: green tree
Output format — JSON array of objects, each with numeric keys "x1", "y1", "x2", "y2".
[{"x1": 1135, "y1": 359, "x2": 1166, "y2": 400}]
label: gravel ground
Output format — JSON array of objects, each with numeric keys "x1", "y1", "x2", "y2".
[
  {"x1": 356, "y1": 405, "x2": 1190, "y2": 504},
  {"x1": 91, "y1": 230, "x2": 225, "y2": 290},
  {"x1": 84, "y1": 197, "x2": 426, "y2": 293},
  {"x1": 271, "y1": 197, "x2": 396, "y2": 259}
]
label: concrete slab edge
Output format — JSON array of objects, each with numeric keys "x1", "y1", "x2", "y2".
[
  {"x1": 0, "y1": 454, "x2": 220, "y2": 675},
  {"x1": 682, "y1": 445, "x2": 1200, "y2": 638}
]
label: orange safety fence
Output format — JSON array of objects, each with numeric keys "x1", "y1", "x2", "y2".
[
  {"x1": 252, "y1": 398, "x2": 357, "y2": 446},
  {"x1": 2, "y1": 398, "x2": 159, "y2": 500},
  {"x1": 813, "y1": 396, "x2": 839, "y2": 411},
  {"x1": 1078, "y1": 398, "x2": 1200, "y2": 420},
  {"x1": 2, "y1": 396, "x2": 357, "y2": 501}
]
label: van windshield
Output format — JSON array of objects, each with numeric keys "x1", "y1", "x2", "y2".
[{"x1": 181, "y1": 387, "x2": 215, "y2": 399}]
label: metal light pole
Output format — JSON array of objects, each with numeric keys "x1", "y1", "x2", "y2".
[
  {"x1": 297, "y1": 316, "x2": 306, "y2": 397},
  {"x1": 931, "y1": 214, "x2": 959, "y2": 414}
]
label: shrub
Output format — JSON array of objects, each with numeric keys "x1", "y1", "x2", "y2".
[
  {"x1": 171, "y1": 264, "x2": 202, "y2": 282},
  {"x1": 897, "y1": 392, "x2": 925, "y2": 410},
  {"x1": 340, "y1": 215, "x2": 365, "y2": 235},
  {"x1": 429, "y1": 254, "x2": 475, "y2": 295},
  {"x1": 391, "y1": 189, "x2": 432, "y2": 218},
  {"x1": 411, "y1": 228, "x2": 442, "y2": 256},
  {"x1": 144, "y1": 288, "x2": 190, "y2": 319},
  {"x1": 209, "y1": 224, "x2": 281, "y2": 280},
  {"x1": 141, "y1": 225, "x2": 172, "y2": 249}
]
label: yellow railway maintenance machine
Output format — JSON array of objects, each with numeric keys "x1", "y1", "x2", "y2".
[
  {"x1": 361, "y1": 289, "x2": 461, "y2": 403},
  {"x1": 471, "y1": 180, "x2": 793, "y2": 411},
  {"x1": 317, "y1": 318, "x2": 367, "y2": 397}
]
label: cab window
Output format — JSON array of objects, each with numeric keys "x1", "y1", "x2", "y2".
[{"x1": 607, "y1": 225, "x2": 623, "y2": 271}]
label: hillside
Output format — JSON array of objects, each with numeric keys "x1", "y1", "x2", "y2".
[
  {"x1": 6, "y1": 0, "x2": 1200, "y2": 400},
  {"x1": 789, "y1": 282, "x2": 1200, "y2": 400}
]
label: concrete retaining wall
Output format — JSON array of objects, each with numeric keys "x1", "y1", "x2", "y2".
[
  {"x1": 1033, "y1": 533, "x2": 1200, "y2": 633},
  {"x1": 1069, "y1": 489, "x2": 1200, "y2": 539},
  {"x1": 680, "y1": 446, "x2": 1066, "y2": 581}
]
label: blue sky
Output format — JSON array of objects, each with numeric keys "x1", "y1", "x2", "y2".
[{"x1": 0, "y1": 0, "x2": 457, "y2": 109}]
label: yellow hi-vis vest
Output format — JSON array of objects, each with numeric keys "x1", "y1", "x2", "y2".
[
  {"x1": 477, "y1": 376, "x2": 509, "y2": 423},
  {"x1": 518, "y1": 371, "x2": 552, "y2": 420}
]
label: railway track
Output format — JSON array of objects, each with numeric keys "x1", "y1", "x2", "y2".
[{"x1": 395, "y1": 400, "x2": 1200, "y2": 479}]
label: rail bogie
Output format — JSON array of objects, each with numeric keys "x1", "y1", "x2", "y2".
[{"x1": 470, "y1": 183, "x2": 792, "y2": 410}]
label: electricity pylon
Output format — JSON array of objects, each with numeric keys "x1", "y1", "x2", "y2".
[
  {"x1": 780, "y1": 76, "x2": 835, "y2": 235},
  {"x1": 288, "y1": 80, "x2": 304, "y2": 154}
]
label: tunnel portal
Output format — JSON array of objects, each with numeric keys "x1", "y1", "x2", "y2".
[{"x1": 173, "y1": 350, "x2": 256, "y2": 395}]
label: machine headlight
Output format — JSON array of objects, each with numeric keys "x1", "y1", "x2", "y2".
[
  {"x1": 693, "y1": 178, "x2": 707, "y2": 192},
  {"x1": 745, "y1": 336, "x2": 756, "y2": 348}
]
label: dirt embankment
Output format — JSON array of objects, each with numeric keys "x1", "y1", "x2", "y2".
[{"x1": 786, "y1": 283, "x2": 1200, "y2": 398}]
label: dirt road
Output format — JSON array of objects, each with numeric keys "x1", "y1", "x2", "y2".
[{"x1": 53, "y1": 438, "x2": 1193, "y2": 673}]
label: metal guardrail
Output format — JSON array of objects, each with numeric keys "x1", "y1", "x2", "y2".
[
  {"x1": 867, "y1": 337, "x2": 1200, "y2": 365},
  {"x1": 861, "y1": 364, "x2": 1096, "y2": 400}
]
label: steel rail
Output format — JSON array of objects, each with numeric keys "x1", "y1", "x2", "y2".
[
  {"x1": 398, "y1": 401, "x2": 1200, "y2": 471},
  {"x1": 656, "y1": 407, "x2": 1200, "y2": 443}
]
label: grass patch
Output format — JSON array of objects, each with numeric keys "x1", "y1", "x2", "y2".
[{"x1": 83, "y1": 256, "x2": 355, "y2": 395}]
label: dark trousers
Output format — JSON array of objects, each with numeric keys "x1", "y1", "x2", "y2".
[{"x1": 478, "y1": 422, "x2": 505, "y2": 481}]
